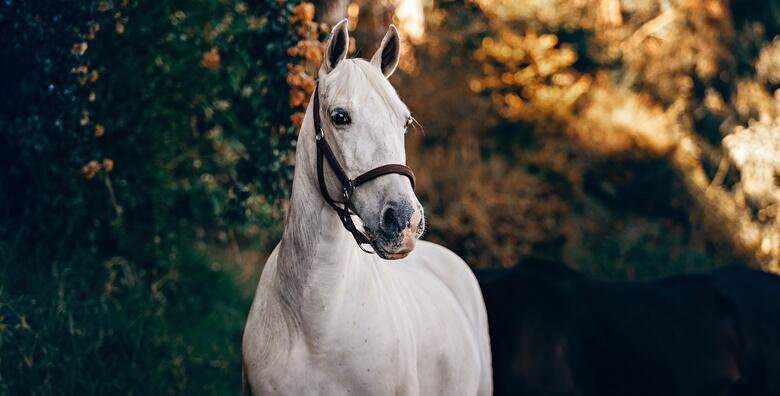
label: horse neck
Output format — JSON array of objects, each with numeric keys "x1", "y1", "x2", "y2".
[{"x1": 273, "y1": 105, "x2": 361, "y2": 328}]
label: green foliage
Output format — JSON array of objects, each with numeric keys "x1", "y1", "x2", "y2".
[
  {"x1": 0, "y1": 247, "x2": 247, "y2": 395},
  {"x1": 0, "y1": 0, "x2": 300, "y2": 393}
]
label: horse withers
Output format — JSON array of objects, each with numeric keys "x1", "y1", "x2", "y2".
[{"x1": 242, "y1": 20, "x2": 492, "y2": 395}]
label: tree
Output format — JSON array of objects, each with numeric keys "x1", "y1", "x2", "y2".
[{"x1": 471, "y1": 0, "x2": 780, "y2": 269}]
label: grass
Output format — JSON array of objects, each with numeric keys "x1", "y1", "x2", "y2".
[{"x1": 0, "y1": 240, "x2": 266, "y2": 396}]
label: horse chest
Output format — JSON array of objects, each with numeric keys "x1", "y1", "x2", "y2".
[
  {"x1": 244, "y1": 244, "x2": 490, "y2": 395},
  {"x1": 249, "y1": 285, "x2": 470, "y2": 395},
  {"x1": 255, "y1": 327, "x2": 419, "y2": 395}
]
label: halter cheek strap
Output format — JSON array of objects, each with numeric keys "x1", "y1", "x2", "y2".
[{"x1": 312, "y1": 82, "x2": 416, "y2": 253}]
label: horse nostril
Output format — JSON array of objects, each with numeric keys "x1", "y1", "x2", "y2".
[{"x1": 381, "y1": 205, "x2": 401, "y2": 234}]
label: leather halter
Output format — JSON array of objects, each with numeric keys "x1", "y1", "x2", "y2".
[{"x1": 312, "y1": 82, "x2": 416, "y2": 253}]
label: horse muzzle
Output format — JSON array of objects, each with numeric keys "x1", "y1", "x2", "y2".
[{"x1": 371, "y1": 201, "x2": 425, "y2": 260}]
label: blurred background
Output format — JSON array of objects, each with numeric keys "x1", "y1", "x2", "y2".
[{"x1": 1, "y1": 0, "x2": 779, "y2": 394}]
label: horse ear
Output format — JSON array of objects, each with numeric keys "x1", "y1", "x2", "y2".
[
  {"x1": 321, "y1": 19, "x2": 349, "y2": 74},
  {"x1": 371, "y1": 25, "x2": 400, "y2": 78}
]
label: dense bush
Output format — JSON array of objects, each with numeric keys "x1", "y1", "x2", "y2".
[{"x1": 0, "y1": 0, "x2": 306, "y2": 393}]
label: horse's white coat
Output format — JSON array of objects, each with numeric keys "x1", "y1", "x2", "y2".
[{"x1": 242, "y1": 21, "x2": 492, "y2": 395}]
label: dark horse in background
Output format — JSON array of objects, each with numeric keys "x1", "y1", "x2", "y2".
[{"x1": 478, "y1": 262, "x2": 780, "y2": 396}]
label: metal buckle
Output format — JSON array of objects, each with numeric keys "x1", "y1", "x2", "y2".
[
  {"x1": 342, "y1": 180, "x2": 354, "y2": 203},
  {"x1": 315, "y1": 127, "x2": 324, "y2": 141}
]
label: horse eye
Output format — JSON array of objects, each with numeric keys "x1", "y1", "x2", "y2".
[{"x1": 330, "y1": 109, "x2": 351, "y2": 126}]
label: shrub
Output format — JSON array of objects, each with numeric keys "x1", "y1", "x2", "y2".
[{"x1": 0, "y1": 0, "x2": 308, "y2": 393}]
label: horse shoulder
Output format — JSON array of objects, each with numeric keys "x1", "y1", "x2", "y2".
[
  {"x1": 407, "y1": 241, "x2": 493, "y2": 395},
  {"x1": 411, "y1": 241, "x2": 486, "y2": 322}
]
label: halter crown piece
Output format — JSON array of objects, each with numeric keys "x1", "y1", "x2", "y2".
[{"x1": 312, "y1": 82, "x2": 416, "y2": 253}]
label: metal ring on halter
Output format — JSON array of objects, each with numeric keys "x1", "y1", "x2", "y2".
[{"x1": 342, "y1": 182, "x2": 353, "y2": 203}]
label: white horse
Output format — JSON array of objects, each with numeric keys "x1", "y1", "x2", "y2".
[{"x1": 242, "y1": 20, "x2": 492, "y2": 395}]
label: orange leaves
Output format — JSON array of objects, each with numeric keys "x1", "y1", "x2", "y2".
[
  {"x1": 287, "y1": 65, "x2": 316, "y2": 125},
  {"x1": 81, "y1": 160, "x2": 100, "y2": 179},
  {"x1": 80, "y1": 110, "x2": 90, "y2": 126},
  {"x1": 102, "y1": 158, "x2": 114, "y2": 172},
  {"x1": 290, "y1": 112, "x2": 305, "y2": 126},
  {"x1": 286, "y1": 68, "x2": 302, "y2": 85},
  {"x1": 287, "y1": 61, "x2": 316, "y2": 125},
  {"x1": 200, "y1": 48, "x2": 221, "y2": 70},
  {"x1": 248, "y1": 15, "x2": 267, "y2": 30},
  {"x1": 291, "y1": 2, "x2": 315, "y2": 23},
  {"x1": 473, "y1": 27, "x2": 586, "y2": 123},
  {"x1": 286, "y1": 2, "x2": 321, "y2": 129},
  {"x1": 286, "y1": 40, "x2": 323, "y2": 64},
  {"x1": 81, "y1": 158, "x2": 114, "y2": 179},
  {"x1": 302, "y1": 77, "x2": 315, "y2": 93},
  {"x1": 73, "y1": 65, "x2": 99, "y2": 86},
  {"x1": 287, "y1": 2, "x2": 322, "y2": 63},
  {"x1": 115, "y1": 19, "x2": 125, "y2": 34},
  {"x1": 289, "y1": 90, "x2": 306, "y2": 107},
  {"x1": 287, "y1": 63, "x2": 313, "y2": 126},
  {"x1": 87, "y1": 22, "x2": 100, "y2": 40},
  {"x1": 71, "y1": 42, "x2": 88, "y2": 56}
]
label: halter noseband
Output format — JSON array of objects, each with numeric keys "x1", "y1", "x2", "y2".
[{"x1": 312, "y1": 82, "x2": 416, "y2": 253}]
